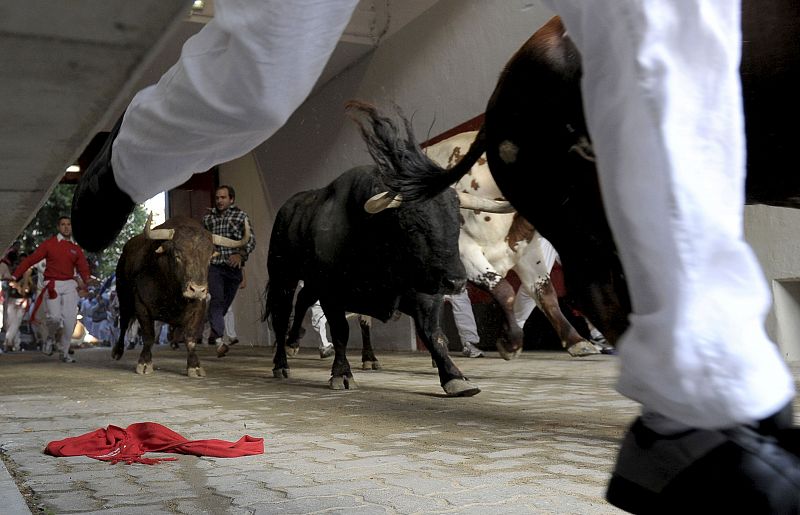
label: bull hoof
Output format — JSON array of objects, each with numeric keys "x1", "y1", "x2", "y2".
[
  {"x1": 565, "y1": 340, "x2": 601, "y2": 357},
  {"x1": 272, "y1": 368, "x2": 290, "y2": 379},
  {"x1": 361, "y1": 360, "x2": 382, "y2": 370},
  {"x1": 187, "y1": 366, "x2": 206, "y2": 378},
  {"x1": 443, "y1": 379, "x2": 481, "y2": 397},
  {"x1": 111, "y1": 349, "x2": 123, "y2": 360},
  {"x1": 216, "y1": 343, "x2": 230, "y2": 358},
  {"x1": 285, "y1": 345, "x2": 300, "y2": 357},
  {"x1": 593, "y1": 341, "x2": 618, "y2": 355},
  {"x1": 329, "y1": 376, "x2": 358, "y2": 390},
  {"x1": 495, "y1": 340, "x2": 522, "y2": 361},
  {"x1": 135, "y1": 362, "x2": 154, "y2": 375},
  {"x1": 170, "y1": 342, "x2": 180, "y2": 350}
]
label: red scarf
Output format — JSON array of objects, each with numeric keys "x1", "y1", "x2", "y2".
[
  {"x1": 44, "y1": 422, "x2": 264, "y2": 465},
  {"x1": 30, "y1": 279, "x2": 57, "y2": 323}
]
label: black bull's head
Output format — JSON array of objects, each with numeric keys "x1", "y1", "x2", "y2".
[
  {"x1": 364, "y1": 187, "x2": 467, "y2": 296},
  {"x1": 143, "y1": 214, "x2": 251, "y2": 300}
]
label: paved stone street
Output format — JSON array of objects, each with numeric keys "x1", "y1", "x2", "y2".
[{"x1": 0, "y1": 345, "x2": 796, "y2": 514}]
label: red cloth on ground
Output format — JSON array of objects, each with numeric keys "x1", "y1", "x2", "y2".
[{"x1": 44, "y1": 422, "x2": 264, "y2": 465}]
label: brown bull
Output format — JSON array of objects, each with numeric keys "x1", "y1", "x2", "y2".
[{"x1": 113, "y1": 214, "x2": 249, "y2": 377}]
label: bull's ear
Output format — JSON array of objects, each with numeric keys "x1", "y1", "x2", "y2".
[
  {"x1": 155, "y1": 245, "x2": 166, "y2": 254},
  {"x1": 365, "y1": 191, "x2": 403, "y2": 213}
]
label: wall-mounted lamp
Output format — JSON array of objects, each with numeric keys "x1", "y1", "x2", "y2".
[{"x1": 66, "y1": 165, "x2": 80, "y2": 173}]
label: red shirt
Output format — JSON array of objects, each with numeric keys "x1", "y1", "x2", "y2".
[{"x1": 14, "y1": 235, "x2": 91, "y2": 283}]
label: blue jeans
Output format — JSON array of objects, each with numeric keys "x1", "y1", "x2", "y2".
[{"x1": 208, "y1": 264, "x2": 242, "y2": 340}]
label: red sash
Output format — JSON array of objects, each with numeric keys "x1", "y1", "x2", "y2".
[{"x1": 29, "y1": 279, "x2": 57, "y2": 324}]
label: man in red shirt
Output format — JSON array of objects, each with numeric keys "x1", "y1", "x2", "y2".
[{"x1": 13, "y1": 217, "x2": 93, "y2": 363}]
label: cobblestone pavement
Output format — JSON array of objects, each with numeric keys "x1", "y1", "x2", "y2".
[{"x1": 0, "y1": 345, "x2": 797, "y2": 514}]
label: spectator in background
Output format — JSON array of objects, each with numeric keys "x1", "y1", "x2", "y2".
[
  {"x1": 443, "y1": 290, "x2": 483, "y2": 358},
  {"x1": 203, "y1": 185, "x2": 255, "y2": 358},
  {"x1": 3, "y1": 266, "x2": 33, "y2": 352},
  {"x1": 0, "y1": 240, "x2": 22, "y2": 335}
]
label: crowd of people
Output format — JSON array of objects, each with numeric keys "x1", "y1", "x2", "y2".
[{"x1": 0, "y1": 218, "x2": 98, "y2": 360}]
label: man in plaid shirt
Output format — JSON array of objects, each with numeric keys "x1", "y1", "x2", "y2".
[{"x1": 203, "y1": 185, "x2": 255, "y2": 356}]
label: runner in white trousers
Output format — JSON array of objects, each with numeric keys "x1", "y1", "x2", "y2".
[
  {"x1": 72, "y1": 0, "x2": 800, "y2": 510},
  {"x1": 546, "y1": 1, "x2": 800, "y2": 510}
]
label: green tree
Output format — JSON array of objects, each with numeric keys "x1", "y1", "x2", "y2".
[{"x1": 17, "y1": 184, "x2": 148, "y2": 280}]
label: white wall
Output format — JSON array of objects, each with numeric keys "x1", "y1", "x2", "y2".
[
  {"x1": 254, "y1": 0, "x2": 555, "y2": 208},
  {"x1": 218, "y1": 153, "x2": 274, "y2": 347},
  {"x1": 745, "y1": 205, "x2": 800, "y2": 361}
]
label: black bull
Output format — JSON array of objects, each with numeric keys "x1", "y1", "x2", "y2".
[
  {"x1": 376, "y1": 4, "x2": 798, "y2": 345},
  {"x1": 263, "y1": 103, "x2": 481, "y2": 397}
]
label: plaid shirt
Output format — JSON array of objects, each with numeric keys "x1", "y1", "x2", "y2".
[{"x1": 203, "y1": 205, "x2": 256, "y2": 266}]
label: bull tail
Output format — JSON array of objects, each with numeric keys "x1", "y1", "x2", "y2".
[{"x1": 346, "y1": 101, "x2": 485, "y2": 202}]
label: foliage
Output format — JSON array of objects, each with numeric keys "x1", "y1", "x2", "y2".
[{"x1": 16, "y1": 184, "x2": 148, "y2": 280}]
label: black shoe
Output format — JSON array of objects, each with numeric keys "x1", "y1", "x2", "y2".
[
  {"x1": 72, "y1": 115, "x2": 135, "y2": 252},
  {"x1": 606, "y1": 416, "x2": 800, "y2": 514}
]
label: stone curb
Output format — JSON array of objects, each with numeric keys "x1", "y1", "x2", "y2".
[{"x1": 0, "y1": 456, "x2": 31, "y2": 514}]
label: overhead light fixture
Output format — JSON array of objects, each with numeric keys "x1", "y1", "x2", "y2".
[
  {"x1": 66, "y1": 165, "x2": 80, "y2": 173},
  {"x1": 192, "y1": 0, "x2": 205, "y2": 10}
]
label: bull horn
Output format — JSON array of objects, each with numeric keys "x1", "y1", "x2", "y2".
[
  {"x1": 365, "y1": 191, "x2": 403, "y2": 213},
  {"x1": 212, "y1": 218, "x2": 251, "y2": 248},
  {"x1": 144, "y1": 212, "x2": 175, "y2": 240},
  {"x1": 457, "y1": 191, "x2": 516, "y2": 213}
]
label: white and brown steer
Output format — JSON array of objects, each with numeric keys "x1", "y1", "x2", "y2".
[{"x1": 425, "y1": 131, "x2": 598, "y2": 359}]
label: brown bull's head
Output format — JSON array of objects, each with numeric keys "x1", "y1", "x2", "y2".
[{"x1": 143, "y1": 214, "x2": 249, "y2": 300}]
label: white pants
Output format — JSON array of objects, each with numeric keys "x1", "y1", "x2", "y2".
[
  {"x1": 45, "y1": 280, "x2": 80, "y2": 358},
  {"x1": 548, "y1": 0, "x2": 794, "y2": 428},
  {"x1": 4, "y1": 298, "x2": 27, "y2": 351},
  {"x1": 224, "y1": 309, "x2": 237, "y2": 339},
  {"x1": 112, "y1": 0, "x2": 360, "y2": 202},
  {"x1": 513, "y1": 236, "x2": 560, "y2": 328},
  {"x1": 310, "y1": 302, "x2": 331, "y2": 349},
  {"x1": 444, "y1": 290, "x2": 480, "y2": 346}
]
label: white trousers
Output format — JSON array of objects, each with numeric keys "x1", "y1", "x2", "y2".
[
  {"x1": 45, "y1": 280, "x2": 80, "y2": 357},
  {"x1": 547, "y1": 0, "x2": 794, "y2": 428},
  {"x1": 112, "y1": 0, "x2": 360, "y2": 202},
  {"x1": 4, "y1": 298, "x2": 27, "y2": 351},
  {"x1": 513, "y1": 236, "x2": 560, "y2": 328},
  {"x1": 444, "y1": 290, "x2": 480, "y2": 345},
  {"x1": 224, "y1": 309, "x2": 237, "y2": 339},
  {"x1": 310, "y1": 302, "x2": 331, "y2": 349}
]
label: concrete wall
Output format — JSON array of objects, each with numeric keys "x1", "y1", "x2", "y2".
[
  {"x1": 250, "y1": 0, "x2": 555, "y2": 351},
  {"x1": 254, "y1": 0, "x2": 555, "y2": 209},
  {"x1": 218, "y1": 153, "x2": 274, "y2": 347},
  {"x1": 745, "y1": 205, "x2": 800, "y2": 361}
]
